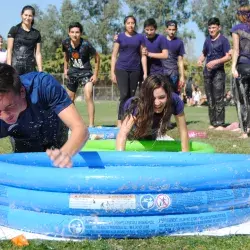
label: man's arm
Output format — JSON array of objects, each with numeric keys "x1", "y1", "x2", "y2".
[
  {"x1": 63, "y1": 52, "x2": 69, "y2": 79},
  {"x1": 206, "y1": 53, "x2": 231, "y2": 70},
  {"x1": 90, "y1": 52, "x2": 100, "y2": 84},
  {"x1": 46, "y1": 104, "x2": 89, "y2": 168},
  {"x1": 178, "y1": 55, "x2": 185, "y2": 88},
  {"x1": 197, "y1": 53, "x2": 206, "y2": 67},
  {"x1": 142, "y1": 48, "x2": 168, "y2": 59}
]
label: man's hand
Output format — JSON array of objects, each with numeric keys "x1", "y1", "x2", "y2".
[
  {"x1": 90, "y1": 74, "x2": 98, "y2": 84},
  {"x1": 206, "y1": 59, "x2": 219, "y2": 70},
  {"x1": 46, "y1": 148, "x2": 72, "y2": 168}
]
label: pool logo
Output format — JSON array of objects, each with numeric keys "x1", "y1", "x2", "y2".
[
  {"x1": 140, "y1": 194, "x2": 155, "y2": 209},
  {"x1": 155, "y1": 194, "x2": 171, "y2": 209},
  {"x1": 68, "y1": 219, "x2": 85, "y2": 235}
]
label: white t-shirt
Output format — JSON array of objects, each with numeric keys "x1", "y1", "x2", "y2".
[
  {"x1": 192, "y1": 91, "x2": 201, "y2": 102},
  {"x1": 0, "y1": 50, "x2": 7, "y2": 63}
]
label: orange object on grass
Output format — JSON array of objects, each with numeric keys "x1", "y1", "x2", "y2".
[{"x1": 11, "y1": 234, "x2": 29, "y2": 247}]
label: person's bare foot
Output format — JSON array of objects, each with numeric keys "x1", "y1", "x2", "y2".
[
  {"x1": 214, "y1": 126, "x2": 224, "y2": 131},
  {"x1": 208, "y1": 125, "x2": 215, "y2": 129},
  {"x1": 231, "y1": 128, "x2": 241, "y2": 132},
  {"x1": 239, "y1": 133, "x2": 248, "y2": 139}
]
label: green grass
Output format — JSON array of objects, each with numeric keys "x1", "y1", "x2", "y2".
[{"x1": 1, "y1": 101, "x2": 250, "y2": 249}]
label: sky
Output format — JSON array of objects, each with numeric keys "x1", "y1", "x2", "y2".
[{"x1": 0, "y1": 0, "x2": 205, "y2": 59}]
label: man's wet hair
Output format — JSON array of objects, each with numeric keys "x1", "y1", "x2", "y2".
[
  {"x1": 68, "y1": 22, "x2": 83, "y2": 33},
  {"x1": 208, "y1": 17, "x2": 220, "y2": 26},
  {"x1": 144, "y1": 18, "x2": 157, "y2": 29},
  {"x1": 165, "y1": 20, "x2": 178, "y2": 28},
  {"x1": 0, "y1": 63, "x2": 22, "y2": 94}
]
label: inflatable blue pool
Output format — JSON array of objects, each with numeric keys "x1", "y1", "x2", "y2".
[{"x1": 0, "y1": 151, "x2": 250, "y2": 239}]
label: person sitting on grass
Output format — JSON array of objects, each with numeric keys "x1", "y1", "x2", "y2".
[
  {"x1": 0, "y1": 63, "x2": 89, "y2": 168},
  {"x1": 116, "y1": 75, "x2": 189, "y2": 152}
]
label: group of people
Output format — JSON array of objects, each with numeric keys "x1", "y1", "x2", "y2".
[{"x1": 0, "y1": 3, "x2": 249, "y2": 167}]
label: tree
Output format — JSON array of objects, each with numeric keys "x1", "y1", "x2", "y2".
[
  {"x1": 34, "y1": 4, "x2": 62, "y2": 61},
  {"x1": 60, "y1": 0, "x2": 82, "y2": 38},
  {"x1": 125, "y1": 0, "x2": 191, "y2": 31},
  {"x1": 77, "y1": 0, "x2": 122, "y2": 54},
  {"x1": 191, "y1": 0, "x2": 247, "y2": 37}
]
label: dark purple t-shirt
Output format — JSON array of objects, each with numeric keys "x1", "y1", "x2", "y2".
[
  {"x1": 115, "y1": 32, "x2": 144, "y2": 71},
  {"x1": 143, "y1": 34, "x2": 167, "y2": 75},
  {"x1": 202, "y1": 34, "x2": 230, "y2": 71},
  {"x1": 123, "y1": 93, "x2": 184, "y2": 139},
  {"x1": 162, "y1": 37, "x2": 185, "y2": 76},
  {"x1": 231, "y1": 23, "x2": 250, "y2": 65}
]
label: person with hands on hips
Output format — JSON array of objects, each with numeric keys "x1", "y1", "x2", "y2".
[
  {"x1": 111, "y1": 16, "x2": 147, "y2": 127},
  {"x1": 0, "y1": 63, "x2": 89, "y2": 168},
  {"x1": 116, "y1": 75, "x2": 189, "y2": 152},
  {"x1": 62, "y1": 22, "x2": 100, "y2": 127}
]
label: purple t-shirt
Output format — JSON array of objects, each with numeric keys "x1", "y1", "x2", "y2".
[
  {"x1": 162, "y1": 37, "x2": 185, "y2": 76},
  {"x1": 123, "y1": 93, "x2": 184, "y2": 139},
  {"x1": 231, "y1": 23, "x2": 250, "y2": 65},
  {"x1": 202, "y1": 34, "x2": 230, "y2": 71},
  {"x1": 143, "y1": 34, "x2": 167, "y2": 75},
  {"x1": 115, "y1": 32, "x2": 144, "y2": 71}
]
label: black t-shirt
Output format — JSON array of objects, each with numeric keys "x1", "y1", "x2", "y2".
[
  {"x1": 62, "y1": 37, "x2": 96, "y2": 75},
  {"x1": 8, "y1": 23, "x2": 41, "y2": 64}
]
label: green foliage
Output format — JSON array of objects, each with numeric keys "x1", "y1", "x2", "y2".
[
  {"x1": 77, "y1": 0, "x2": 122, "y2": 54},
  {"x1": 43, "y1": 47, "x2": 64, "y2": 73},
  {"x1": 191, "y1": 0, "x2": 240, "y2": 37},
  {"x1": 60, "y1": 0, "x2": 82, "y2": 38}
]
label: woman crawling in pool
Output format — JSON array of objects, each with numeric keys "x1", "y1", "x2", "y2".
[{"x1": 116, "y1": 74, "x2": 189, "y2": 151}]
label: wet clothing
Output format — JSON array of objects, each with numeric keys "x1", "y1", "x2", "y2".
[
  {"x1": 8, "y1": 23, "x2": 41, "y2": 75},
  {"x1": 114, "y1": 32, "x2": 144, "y2": 120},
  {"x1": 62, "y1": 38, "x2": 96, "y2": 93},
  {"x1": 143, "y1": 34, "x2": 167, "y2": 75},
  {"x1": 202, "y1": 34, "x2": 230, "y2": 75},
  {"x1": 123, "y1": 93, "x2": 184, "y2": 139},
  {"x1": 162, "y1": 37, "x2": 185, "y2": 94},
  {"x1": 231, "y1": 24, "x2": 250, "y2": 133},
  {"x1": 201, "y1": 34, "x2": 230, "y2": 127},
  {"x1": 0, "y1": 72, "x2": 72, "y2": 152}
]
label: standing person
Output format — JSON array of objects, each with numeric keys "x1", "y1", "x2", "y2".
[
  {"x1": 116, "y1": 75, "x2": 189, "y2": 151},
  {"x1": 141, "y1": 18, "x2": 168, "y2": 75},
  {"x1": 0, "y1": 35, "x2": 7, "y2": 63},
  {"x1": 184, "y1": 76, "x2": 194, "y2": 106},
  {"x1": 111, "y1": 16, "x2": 147, "y2": 127},
  {"x1": 7, "y1": 5, "x2": 42, "y2": 75},
  {"x1": 0, "y1": 63, "x2": 89, "y2": 168},
  {"x1": 231, "y1": 5, "x2": 250, "y2": 138},
  {"x1": 197, "y1": 17, "x2": 231, "y2": 130},
  {"x1": 162, "y1": 20, "x2": 185, "y2": 94},
  {"x1": 62, "y1": 22, "x2": 100, "y2": 127}
]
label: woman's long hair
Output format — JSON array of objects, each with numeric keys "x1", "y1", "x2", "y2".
[{"x1": 126, "y1": 75, "x2": 173, "y2": 139}]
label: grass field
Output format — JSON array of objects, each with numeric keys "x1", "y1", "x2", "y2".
[{"x1": 0, "y1": 101, "x2": 250, "y2": 249}]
